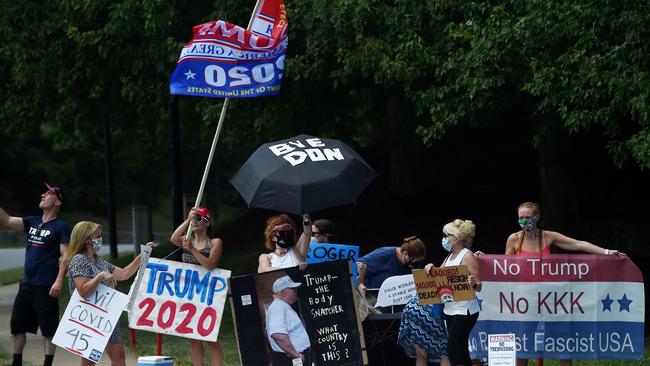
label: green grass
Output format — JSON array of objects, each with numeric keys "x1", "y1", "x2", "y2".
[
  {"x1": 0, "y1": 267, "x2": 23, "y2": 285},
  {"x1": 0, "y1": 242, "x2": 23, "y2": 249}
]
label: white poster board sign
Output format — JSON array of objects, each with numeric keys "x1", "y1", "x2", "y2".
[
  {"x1": 375, "y1": 274, "x2": 416, "y2": 307},
  {"x1": 53, "y1": 284, "x2": 129, "y2": 363},
  {"x1": 128, "y1": 258, "x2": 231, "y2": 341},
  {"x1": 488, "y1": 333, "x2": 516, "y2": 366}
]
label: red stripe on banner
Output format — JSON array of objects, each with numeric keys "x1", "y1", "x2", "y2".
[
  {"x1": 69, "y1": 319, "x2": 106, "y2": 337},
  {"x1": 477, "y1": 254, "x2": 643, "y2": 282},
  {"x1": 65, "y1": 347, "x2": 84, "y2": 356},
  {"x1": 79, "y1": 300, "x2": 109, "y2": 313}
]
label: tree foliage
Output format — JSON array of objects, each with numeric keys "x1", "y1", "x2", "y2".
[{"x1": 1, "y1": 0, "x2": 649, "y2": 210}]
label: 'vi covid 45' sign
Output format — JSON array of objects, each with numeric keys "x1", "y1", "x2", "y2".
[
  {"x1": 470, "y1": 255, "x2": 644, "y2": 360},
  {"x1": 128, "y1": 258, "x2": 231, "y2": 341}
]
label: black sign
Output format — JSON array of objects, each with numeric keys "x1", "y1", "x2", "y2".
[{"x1": 229, "y1": 260, "x2": 366, "y2": 366}]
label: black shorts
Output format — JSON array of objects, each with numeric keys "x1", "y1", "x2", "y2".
[{"x1": 10, "y1": 282, "x2": 60, "y2": 337}]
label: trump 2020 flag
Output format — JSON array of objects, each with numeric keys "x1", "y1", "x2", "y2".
[{"x1": 170, "y1": 0, "x2": 287, "y2": 98}]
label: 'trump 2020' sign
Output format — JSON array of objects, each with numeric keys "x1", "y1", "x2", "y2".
[
  {"x1": 469, "y1": 255, "x2": 644, "y2": 360},
  {"x1": 128, "y1": 258, "x2": 231, "y2": 341}
]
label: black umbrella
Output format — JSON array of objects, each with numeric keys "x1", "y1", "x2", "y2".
[{"x1": 230, "y1": 134, "x2": 377, "y2": 214}]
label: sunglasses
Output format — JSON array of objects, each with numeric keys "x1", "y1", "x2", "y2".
[{"x1": 194, "y1": 216, "x2": 209, "y2": 223}]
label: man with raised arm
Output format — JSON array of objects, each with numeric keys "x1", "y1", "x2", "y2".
[{"x1": 0, "y1": 183, "x2": 71, "y2": 366}]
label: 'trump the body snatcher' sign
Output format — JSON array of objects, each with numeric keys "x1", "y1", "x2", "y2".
[
  {"x1": 469, "y1": 255, "x2": 645, "y2": 360},
  {"x1": 128, "y1": 258, "x2": 231, "y2": 341},
  {"x1": 170, "y1": 0, "x2": 287, "y2": 98},
  {"x1": 53, "y1": 284, "x2": 129, "y2": 363}
]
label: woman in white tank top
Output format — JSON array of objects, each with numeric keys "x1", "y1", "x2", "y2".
[
  {"x1": 424, "y1": 219, "x2": 481, "y2": 366},
  {"x1": 258, "y1": 214, "x2": 312, "y2": 273}
]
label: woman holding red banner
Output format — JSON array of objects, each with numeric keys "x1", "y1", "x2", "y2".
[
  {"x1": 424, "y1": 219, "x2": 481, "y2": 366},
  {"x1": 171, "y1": 207, "x2": 224, "y2": 366},
  {"x1": 66, "y1": 221, "x2": 153, "y2": 366},
  {"x1": 506, "y1": 202, "x2": 624, "y2": 366}
]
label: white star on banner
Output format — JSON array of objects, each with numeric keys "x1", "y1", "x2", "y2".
[{"x1": 184, "y1": 70, "x2": 196, "y2": 80}]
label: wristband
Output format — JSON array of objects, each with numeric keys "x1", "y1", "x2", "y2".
[{"x1": 604, "y1": 249, "x2": 610, "y2": 255}]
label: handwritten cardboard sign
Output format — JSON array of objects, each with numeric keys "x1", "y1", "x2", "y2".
[
  {"x1": 230, "y1": 260, "x2": 367, "y2": 365},
  {"x1": 307, "y1": 243, "x2": 359, "y2": 285},
  {"x1": 53, "y1": 284, "x2": 129, "y2": 363},
  {"x1": 375, "y1": 274, "x2": 416, "y2": 307},
  {"x1": 127, "y1": 258, "x2": 231, "y2": 341},
  {"x1": 412, "y1": 265, "x2": 475, "y2": 305}
]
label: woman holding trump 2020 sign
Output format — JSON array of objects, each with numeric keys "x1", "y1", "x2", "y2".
[
  {"x1": 66, "y1": 221, "x2": 152, "y2": 366},
  {"x1": 171, "y1": 207, "x2": 224, "y2": 366}
]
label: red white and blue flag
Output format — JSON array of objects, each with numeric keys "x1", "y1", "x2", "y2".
[
  {"x1": 170, "y1": 0, "x2": 287, "y2": 98},
  {"x1": 469, "y1": 255, "x2": 644, "y2": 360}
]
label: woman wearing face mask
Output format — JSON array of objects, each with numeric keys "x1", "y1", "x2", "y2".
[
  {"x1": 66, "y1": 221, "x2": 152, "y2": 366},
  {"x1": 506, "y1": 201, "x2": 624, "y2": 257},
  {"x1": 310, "y1": 219, "x2": 335, "y2": 244},
  {"x1": 424, "y1": 219, "x2": 481, "y2": 366},
  {"x1": 258, "y1": 214, "x2": 311, "y2": 272},
  {"x1": 170, "y1": 207, "x2": 224, "y2": 366},
  {"x1": 397, "y1": 236, "x2": 450, "y2": 366},
  {"x1": 356, "y1": 236, "x2": 426, "y2": 295},
  {"x1": 506, "y1": 202, "x2": 624, "y2": 366}
]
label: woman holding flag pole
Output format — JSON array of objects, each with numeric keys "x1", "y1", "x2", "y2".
[{"x1": 171, "y1": 207, "x2": 224, "y2": 366}]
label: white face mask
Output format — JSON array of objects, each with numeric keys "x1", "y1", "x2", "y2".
[{"x1": 91, "y1": 236, "x2": 103, "y2": 251}]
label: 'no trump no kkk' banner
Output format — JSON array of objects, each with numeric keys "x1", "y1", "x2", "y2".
[
  {"x1": 469, "y1": 255, "x2": 645, "y2": 360},
  {"x1": 128, "y1": 258, "x2": 231, "y2": 342},
  {"x1": 170, "y1": 0, "x2": 288, "y2": 98}
]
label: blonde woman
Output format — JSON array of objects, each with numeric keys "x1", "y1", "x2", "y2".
[
  {"x1": 424, "y1": 219, "x2": 481, "y2": 366},
  {"x1": 170, "y1": 207, "x2": 224, "y2": 366},
  {"x1": 66, "y1": 221, "x2": 152, "y2": 366},
  {"x1": 506, "y1": 202, "x2": 624, "y2": 366}
]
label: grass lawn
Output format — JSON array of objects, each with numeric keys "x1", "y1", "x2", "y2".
[{"x1": 0, "y1": 267, "x2": 23, "y2": 285}]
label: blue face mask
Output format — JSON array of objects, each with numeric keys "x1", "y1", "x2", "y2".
[{"x1": 441, "y1": 237, "x2": 452, "y2": 252}]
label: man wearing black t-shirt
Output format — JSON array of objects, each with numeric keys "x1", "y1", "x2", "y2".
[{"x1": 0, "y1": 183, "x2": 71, "y2": 366}]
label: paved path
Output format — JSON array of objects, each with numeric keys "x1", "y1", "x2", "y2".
[
  {"x1": 0, "y1": 244, "x2": 135, "y2": 270},
  {"x1": 0, "y1": 282, "x2": 139, "y2": 365}
]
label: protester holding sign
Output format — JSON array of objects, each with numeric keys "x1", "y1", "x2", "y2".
[
  {"x1": 170, "y1": 207, "x2": 225, "y2": 366},
  {"x1": 505, "y1": 202, "x2": 624, "y2": 366},
  {"x1": 425, "y1": 219, "x2": 481, "y2": 366},
  {"x1": 65, "y1": 221, "x2": 153, "y2": 366},
  {"x1": 397, "y1": 236, "x2": 450, "y2": 366},
  {"x1": 258, "y1": 214, "x2": 311, "y2": 272},
  {"x1": 356, "y1": 237, "x2": 425, "y2": 295}
]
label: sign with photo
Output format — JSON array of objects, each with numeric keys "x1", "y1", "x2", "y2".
[
  {"x1": 127, "y1": 258, "x2": 231, "y2": 341},
  {"x1": 412, "y1": 265, "x2": 475, "y2": 305},
  {"x1": 53, "y1": 284, "x2": 128, "y2": 363},
  {"x1": 230, "y1": 260, "x2": 367, "y2": 366}
]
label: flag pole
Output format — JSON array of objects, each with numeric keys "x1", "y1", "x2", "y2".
[{"x1": 186, "y1": 0, "x2": 264, "y2": 237}]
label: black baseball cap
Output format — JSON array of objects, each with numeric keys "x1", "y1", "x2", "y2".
[{"x1": 44, "y1": 182, "x2": 64, "y2": 201}]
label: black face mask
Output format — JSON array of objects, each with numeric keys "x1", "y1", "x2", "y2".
[
  {"x1": 275, "y1": 230, "x2": 295, "y2": 248},
  {"x1": 407, "y1": 260, "x2": 424, "y2": 269}
]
